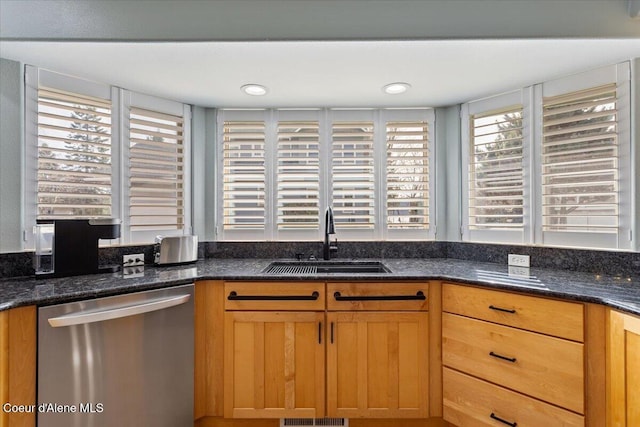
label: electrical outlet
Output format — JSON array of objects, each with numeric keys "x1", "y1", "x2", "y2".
[
  {"x1": 508, "y1": 254, "x2": 530, "y2": 268},
  {"x1": 123, "y1": 253, "x2": 145, "y2": 266}
]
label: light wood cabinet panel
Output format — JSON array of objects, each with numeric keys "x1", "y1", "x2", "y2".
[
  {"x1": 442, "y1": 313, "x2": 584, "y2": 414},
  {"x1": 0, "y1": 305, "x2": 37, "y2": 427},
  {"x1": 608, "y1": 309, "x2": 640, "y2": 427},
  {"x1": 327, "y1": 282, "x2": 428, "y2": 311},
  {"x1": 326, "y1": 311, "x2": 429, "y2": 418},
  {"x1": 224, "y1": 282, "x2": 325, "y2": 311},
  {"x1": 443, "y1": 368, "x2": 584, "y2": 427},
  {"x1": 224, "y1": 311, "x2": 325, "y2": 419},
  {"x1": 443, "y1": 283, "x2": 584, "y2": 341}
]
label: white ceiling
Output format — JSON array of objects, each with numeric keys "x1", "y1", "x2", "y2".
[{"x1": 1, "y1": 39, "x2": 640, "y2": 108}]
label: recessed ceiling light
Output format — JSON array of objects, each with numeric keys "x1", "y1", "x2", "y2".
[
  {"x1": 383, "y1": 82, "x2": 411, "y2": 95},
  {"x1": 241, "y1": 84, "x2": 268, "y2": 96}
]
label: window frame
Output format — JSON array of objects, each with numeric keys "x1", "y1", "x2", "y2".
[
  {"x1": 24, "y1": 66, "x2": 192, "y2": 248},
  {"x1": 216, "y1": 108, "x2": 436, "y2": 242},
  {"x1": 461, "y1": 89, "x2": 532, "y2": 244},
  {"x1": 533, "y1": 62, "x2": 632, "y2": 250}
]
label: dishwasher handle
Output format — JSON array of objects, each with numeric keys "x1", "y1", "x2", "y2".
[{"x1": 47, "y1": 294, "x2": 191, "y2": 327}]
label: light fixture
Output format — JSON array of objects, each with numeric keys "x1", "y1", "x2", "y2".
[
  {"x1": 241, "y1": 84, "x2": 268, "y2": 96},
  {"x1": 383, "y1": 82, "x2": 411, "y2": 95}
]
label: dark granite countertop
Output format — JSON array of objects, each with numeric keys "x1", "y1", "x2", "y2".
[{"x1": 1, "y1": 258, "x2": 639, "y2": 316}]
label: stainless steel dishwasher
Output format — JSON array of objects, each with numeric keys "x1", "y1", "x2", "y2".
[{"x1": 38, "y1": 284, "x2": 194, "y2": 427}]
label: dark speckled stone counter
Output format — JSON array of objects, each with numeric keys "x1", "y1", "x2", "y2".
[{"x1": 1, "y1": 258, "x2": 639, "y2": 316}]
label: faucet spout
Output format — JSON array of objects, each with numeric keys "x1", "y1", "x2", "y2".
[{"x1": 323, "y1": 207, "x2": 338, "y2": 260}]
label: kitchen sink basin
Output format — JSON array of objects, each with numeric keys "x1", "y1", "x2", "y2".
[{"x1": 263, "y1": 261, "x2": 391, "y2": 275}]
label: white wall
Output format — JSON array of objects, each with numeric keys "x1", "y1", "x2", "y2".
[
  {"x1": 0, "y1": 58, "x2": 22, "y2": 252},
  {"x1": 634, "y1": 58, "x2": 640, "y2": 251}
]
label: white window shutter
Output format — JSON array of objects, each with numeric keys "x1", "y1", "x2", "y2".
[
  {"x1": 222, "y1": 120, "x2": 266, "y2": 232},
  {"x1": 128, "y1": 107, "x2": 185, "y2": 232},
  {"x1": 36, "y1": 87, "x2": 113, "y2": 219},
  {"x1": 276, "y1": 120, "x2": 320, "y2": 231},
  {"x1": 331, "y1": 120, "x2": 376, "y2": 230},
  {"x1": 385, "y1": 120, "x2": 430, "y2": 230}
]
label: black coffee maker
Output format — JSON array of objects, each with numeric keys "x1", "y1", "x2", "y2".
[{"x1": 35, "y1": 219, "x2": 121, "y2": 277}]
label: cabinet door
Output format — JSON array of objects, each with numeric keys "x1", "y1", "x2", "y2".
[
  {"x1": 608, "y1": 310, "x2": 640, "y2": 427},
  {"x1": 224, "y1": 311, "x2": 325, "y2": 419},
  {"x1": 326, "y1": 312, "x2": 429, "y2": 418}
]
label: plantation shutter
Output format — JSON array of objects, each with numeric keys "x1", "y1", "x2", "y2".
[
  {"x1": 542, "y1": 84, "x2": 618, "y2": 234},
  {"x1": 222, "y1": 120, "x2": 266, "y2": 230},
  {"x1": 331, "y1": 121, "x2": 375, "y2": 229},
  {"x1": 128, "y1": 107, "x2": 184, "y2": 231},
  {"x1": 276, "y1": 120, "x2": 320, "y2": 230},
  {"x1": 386, "y1": 121, "x2": 430, "y2": 230},
  {"x1": 468, "y1": 106, "x2": 524, "y2": 231},
  {"x1": 36, "y1": 87, "x2": 112, "y2": 219}
]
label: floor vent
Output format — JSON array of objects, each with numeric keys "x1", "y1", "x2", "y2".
[{"x1": 280, "y1": 418, "x2": 348, "y2": 427}]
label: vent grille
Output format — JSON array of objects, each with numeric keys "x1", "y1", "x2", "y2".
[{"x1": 281, "y1": 418, "x2": 348, "y2": 427}]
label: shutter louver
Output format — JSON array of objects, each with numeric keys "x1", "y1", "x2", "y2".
[
  {"x1": 37, "y1": 88, "x2": 112, "y2": 219},
  {"x1": 129, "y1": 107, "x2": 184, "y2": 231},
  {"x1": 469, "y1": 106, "x2": 524, "y2": 230},
  {"x1": 386, "y1": 121, "x2": 429, "y2": 229},
  {"x1": 223, "y1": 121, "x2": 266, "y2": 229},
  {"x1": 277, "y1": 121, "x2": 320, "y2": 230},
  {"x1": 331, "y1": 122, "x2": 375, "y2": 229},
  {"x1": 542, "y1": 84, "x2": 618, "y2": 233}
]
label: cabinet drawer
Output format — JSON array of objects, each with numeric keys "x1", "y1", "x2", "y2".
[
  {"x1": 443, "y1": 368, "x2": 584, "y2": 427},
  {"x1": 224, "y1": 282, "x2": 325, "y2": 311},
  {"x1": 442, "y1": 283, "x2": 584, "y2": 341},
  {"x1": 327, "y1": 282, "x2": 428, "y2": 311},
  {"x1": 443, "y1": 313, "x2": 584, "y2": 413}
]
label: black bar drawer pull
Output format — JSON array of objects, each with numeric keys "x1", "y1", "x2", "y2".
[
  {"x1": 489, "y1": 305, "x2": 516, "y2": 314},
  {"x1": 318, "y1": 322, "x2": 322, "y2": 344},
  {"x1": 330, "y1": 322, "x2": 334, "y2": 344},
  {"x1": 228, "y1": 291, "x2": 320, "y2": 301},
  {"x1": 490, "y1": 412, "x2": 517, "y2": 427},
  {"x1": 489, "y1": 351, "x2": 517, "y2": 363},
  {"x1": 333, "y1": 291, "x2": 426, "y2": 301}
]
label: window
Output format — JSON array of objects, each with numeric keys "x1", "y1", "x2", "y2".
[
  {"x1": 386, "y1": 120, "x2": 430, "y2": 230},
  {"x1": 221, "y1": 113, "x2": 267, "y2": 237},
  {"x1": 276, "y1": 119, "x2": 320, "y2": 231},
  {"x1": 25, "y1": 67, "x2": 192, "y2": 247},
  {"x1": 35, "y1": 87, "x2": 113, "y2": 219},
  {"x1": 217, "y1": 109, "x2": 435, "y2": 241},
  {"x1": 462, "y1": 90, "x2": 530, "y2": 244},
  {"x1": 128, "y1": 107, "x2": 185, "y2": 233},
  {"x1": 461, "y1": 62, "x2": 632, "y2": 250},
  {"x1": 538, "y1": 63, "x2": 631, "y2": 249},
  {"x1": 331, "y1": 120, "x2": 375, "y2": 231}
]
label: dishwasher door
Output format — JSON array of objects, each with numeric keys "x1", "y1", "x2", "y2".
[{"x1": 38, "y1": 284, "x2": 194, "y2": 427}]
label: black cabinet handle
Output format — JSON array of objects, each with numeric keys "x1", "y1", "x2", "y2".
[
  {"x1": 330, "y1": 322, "x2": 334, "y2": 344},
  {"x1": 318, "y1": 322, "x2": 322, "y2": 344},
  {"x1": 489, "y1": 351, "x2": 517, "y2": 363},
  {"x1": 227, "y1": 291, "x2": 320, "y2": 301},
  {"x1": 490, "y1": 412, "x2": 517, "y2": 427},
  {"x1": 333, "y1": 291, "x2": 426, "y2": 301},
  {"x1": 489, "y1": 305, "x2": 516, "y2": 314}
]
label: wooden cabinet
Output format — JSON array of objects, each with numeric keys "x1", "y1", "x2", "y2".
[
  {"x1": 223, "y1": 282, "x2": 326, "y2": 419},
  {"x1": 326, "y1": 282, "x2": 430, "y2": 419},
  {"x1": 326, "y1": 311, "x2": 429, "y2": 418},
  {"x1": 224, "y1": 311, "x2": 325, "y2": 418},
  {"x1": 0, "y1": 305, "x2": 37, "y2": 427},
  {"x1": 608, "y1": 309, "x2": 640, "y2": 427},
  {"x1": 442, "y1": 283, "x2": 587, "y2": 427}
]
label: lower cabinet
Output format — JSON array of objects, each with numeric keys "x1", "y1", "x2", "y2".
[
  {"x1": 326, "y1": 311, "x2": 429, "y2": 418},
  {"x1": 608, "y1": 309, "x2": 640, "y2": 427},
  {"x1": 224, "y1": 311, "x2": 325, "y2": 418}
]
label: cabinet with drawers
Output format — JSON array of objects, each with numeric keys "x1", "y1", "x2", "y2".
[{"x1": 442, "y1": 283, "x2": 587, "y2": 427}]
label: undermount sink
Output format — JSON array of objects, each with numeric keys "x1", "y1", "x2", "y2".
[{"x1": 263, "y1": 261, "x2": 391, "y2": 275}]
